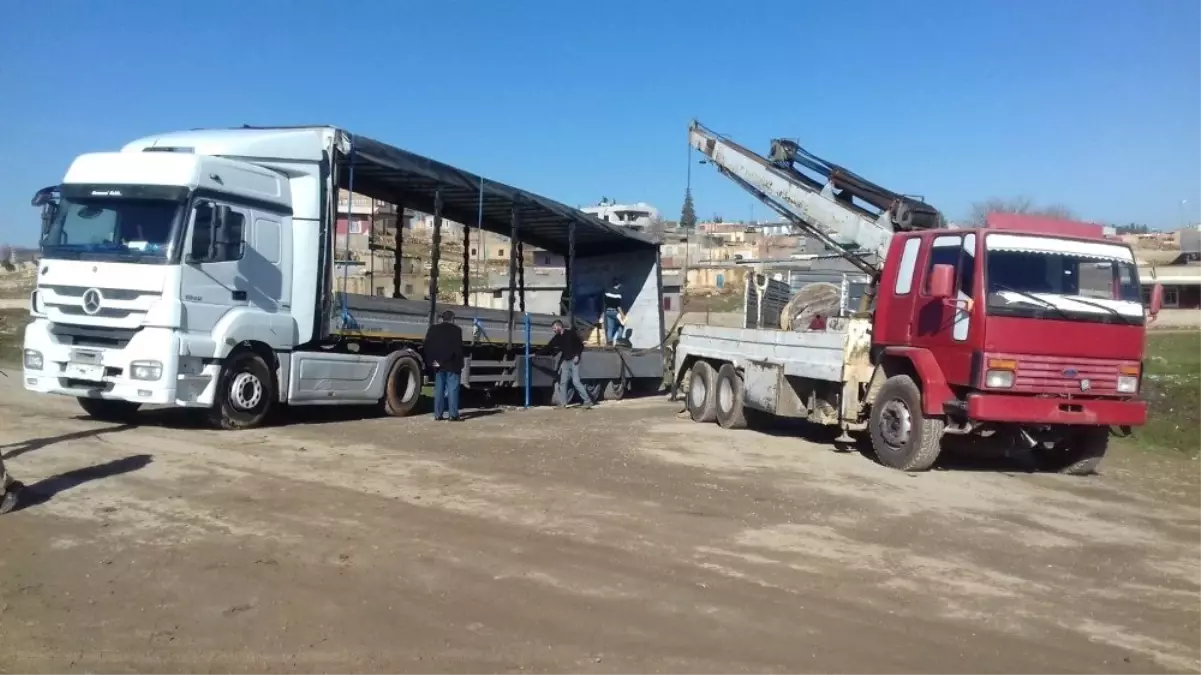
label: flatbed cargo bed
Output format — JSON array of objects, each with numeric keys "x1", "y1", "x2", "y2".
[{"x1": 330, "y1": 293, "x2": 560, "y2": 346}]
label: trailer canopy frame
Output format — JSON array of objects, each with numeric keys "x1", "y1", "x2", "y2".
[{"x1": 337, "y1": 133, "x2": 659, "y2": 258}]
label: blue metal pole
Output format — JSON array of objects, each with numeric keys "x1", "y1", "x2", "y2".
[{"x1": 523, "y1": 313, "x2": 532, "y2": 408}]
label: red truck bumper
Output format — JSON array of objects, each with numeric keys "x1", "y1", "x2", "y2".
[{"x1": 965, "y1": 394, "x2": 1147, "y2": 426}]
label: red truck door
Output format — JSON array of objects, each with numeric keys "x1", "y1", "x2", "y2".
[{"x1": 908, "y1": 233, "x2": 978, "y2": 387}]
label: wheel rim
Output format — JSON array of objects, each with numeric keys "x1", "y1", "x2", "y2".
[
  {"x1": 879, "y1": 399, "x2": 912, "y2": 449},
  {"x1": 718, "y1": 377, "x2": 733, "y2": 413},
  {"x1": 690, "y1": 375, "x2": 707, "y2": 408},
  {"x1": 230, "y1": 371, "x2": 264, "y2": 411}
]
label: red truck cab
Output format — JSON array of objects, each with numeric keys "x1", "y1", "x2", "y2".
[{"x1": 868, "y1": 215, "x2": 1160, "y2": 474}]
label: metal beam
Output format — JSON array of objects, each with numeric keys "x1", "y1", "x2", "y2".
[
  {"x1": 567, "y1": 219, "x2": 576, "y2": 328},
  {"x1": 462, "y1": 216, "x2": 471, "y2": 306},
  {"x1": 393, "y1": 203, "x2": 404, "y2": 298},
  {"x1": 428, "y1": 190, "x2": 443, "y2": 325},
  {"x1": 506, "y1": 206, "x2": 519, "y2": 348}
]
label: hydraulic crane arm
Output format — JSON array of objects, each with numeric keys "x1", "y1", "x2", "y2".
[{"x1": 688, "y1": 120, "x2": 945, "y2": 277}]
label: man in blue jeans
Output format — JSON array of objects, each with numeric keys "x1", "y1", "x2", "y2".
[
  {"x1": 423, "y1": 310, "x2": 465, "y2": 421},
  {"x1": 603, "y1": 280, "x2": 623, "y2": 346},
  {"x1": 542, "y1": 319, "x2": 593, "y2": 409}
]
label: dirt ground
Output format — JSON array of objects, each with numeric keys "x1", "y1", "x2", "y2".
[{"x1": 0, "y1": 382, "x2": 1198, "y2": 673}]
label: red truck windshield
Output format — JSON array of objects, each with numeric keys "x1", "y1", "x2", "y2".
[{"x1": 983, "y1": 234, "x2": 1143, "y2": 324}]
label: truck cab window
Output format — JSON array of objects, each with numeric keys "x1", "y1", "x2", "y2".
[
  {"x1": 924, "y1": 237, "x2": 972, "y2": 296},
  {"x1": 190, "y1": 205, "x2": 246, "y2": 262}
]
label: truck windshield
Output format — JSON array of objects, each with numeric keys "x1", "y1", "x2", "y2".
[
  {"x1": 43, "y1": 198, "x2": 183, "y2": 264},
  {"x1": 984, "y1": 243, "x2": 1143, "y2": 324}
]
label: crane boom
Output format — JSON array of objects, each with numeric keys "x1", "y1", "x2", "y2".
[{"x1": 688, "y1": 120, "x2": 945, "y2": 276}]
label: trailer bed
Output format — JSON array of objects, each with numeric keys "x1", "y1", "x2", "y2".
[
  {"x1": 331, "y1": 293, "x2": 560, "y2": 345},
  {"x1": 676, "y1": 320, "x2": 873, "y2": 384}
]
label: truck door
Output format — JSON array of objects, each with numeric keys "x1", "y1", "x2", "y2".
[
  {"x1": 910, "y1": 233, "x2": 977, "y2": 386},
  {"x1": 180, "y1": 201, "x2": 290, "y2": 340},
  {"x1": 179, "y1": 201, "x2": 249, "y2": 339}
]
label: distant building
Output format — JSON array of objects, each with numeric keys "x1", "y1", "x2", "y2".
[{"x1": 581, "y1": 201, "x2": 660, "y2": 229}]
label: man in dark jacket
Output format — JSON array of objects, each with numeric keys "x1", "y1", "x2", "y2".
[
  {"x1": 542, "y1": 319, "x2": 592, "y2": 409},
  {"x1": 423, "y1": 310, "x2": 465, "y2": 421},
  {"x1": 0, "y1": 455, "x2": 23, "y2": 514}
]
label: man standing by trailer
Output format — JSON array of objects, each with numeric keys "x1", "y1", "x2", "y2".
[
  {"x1": 603, "y1": 280, "x2": 623, "y2": 346},
  {"x1": 0, "y1": 454, "x2": 23, "y2": 514},
  {"x1": 423, "y1": 310, "x2": 465, "y2": 421},
  {"x1": 543, "y1": 320, "x2": 593, "y2": 409}
]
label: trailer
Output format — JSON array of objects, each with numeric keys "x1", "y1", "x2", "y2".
[
  {"x1": 672, "y1": 121, "x2": 1162, "y2": 474},
  {"x1": 24, "y1": 127, "x2": 665, "y2": 429}
]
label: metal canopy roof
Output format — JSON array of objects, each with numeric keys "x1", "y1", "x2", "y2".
[{"x1": 342, "y1": 133, "x2": 658, "y2": 258}]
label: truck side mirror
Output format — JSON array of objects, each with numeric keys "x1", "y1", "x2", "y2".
[
  {"x1": 1149, "y1": 283, "x2": 1164, "y2": 317},
  {"x1": 928, "y1": 263, "x2": 955, "y2": 299}
]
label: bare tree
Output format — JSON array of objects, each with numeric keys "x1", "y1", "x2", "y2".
[
  {"x1": 645, "y1": 216, "x2": 667, "y2": 242},
  {"x1": 967, "y1": 197, "x2": 1076, "y2": 226}
]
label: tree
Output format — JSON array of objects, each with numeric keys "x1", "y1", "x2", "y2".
[
  {"x1": 967, "y1": 196, "x2": 1076, "y2": 226},
  {"x1": 645, "y1": 216, "x2": 667, "y2": 241},
  {"x1": 679, "y1": 188, "x2": 697, "y2": 230}
]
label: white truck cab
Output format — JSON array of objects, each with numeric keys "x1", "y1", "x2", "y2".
[{"x1": 25, "y1": 127, "x2": 333, "y2": 428}]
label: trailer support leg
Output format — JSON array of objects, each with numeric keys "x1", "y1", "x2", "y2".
[{"x1": 428, "y1": 190, "x2": 443, "y2": 325}]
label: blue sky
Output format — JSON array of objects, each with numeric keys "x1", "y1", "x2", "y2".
[{"x1": 1, "y1": 0, "x2": 1198, "y2": 244}]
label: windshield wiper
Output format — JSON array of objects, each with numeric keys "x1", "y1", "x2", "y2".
[
  {"x1": 1054, "y1": 295, "x2": 1131, "y2": 322},
  {"x1": 990, "y1": 284, "x2": 1071, "y2": 320}
]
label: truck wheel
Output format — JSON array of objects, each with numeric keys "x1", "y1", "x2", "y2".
[
  {"x1": 381, "y1": 355, "x2": 422, "y2": 417},
  {"x1": 715, "y1": 364, "x2": 747, "y2": 429},
  {"x1": 77, "y1": 398, "x2": 141, "y2": 423},
  {"x1": 1037, "y1": 427, "x2": 1109, "y2": 475},
  {"x1": 604, "y1": 376, "x2": 628, "y2": 401},
  {"x1": 687, "y1": 361, "x2": 719, "y2": 423},
  {"x1": 869, "y1": 375, "x2": 945, "y2": 471},
  {"x1": 208, "y1": 351, "x2": 275, "y2": 430}
]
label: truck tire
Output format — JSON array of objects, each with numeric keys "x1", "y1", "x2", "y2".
[
  {"x1": 687, "y1": 361, "x2": 719, "y2": 423},
  {"x1": 381, "y1": 355, "x2": 422, "y2": 417},
  {"x1": 77, "y1": 398, "x2": 141, "y2": 423},
  {"x1": 1037, "y1": 427, "x2": 1109, "y2": 475},
  {"x1": 208, "y1": 351, "x2": 275, "y2": 430},
  {"x1": 869, "y1": 374, "x2": 945, "y2": 471},
  {"x1": 715, "y1": 364, "x2": 748, "y2": 429}
]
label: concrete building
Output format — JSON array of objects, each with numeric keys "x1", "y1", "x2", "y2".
[{"x1": 581, "y1": 201, "x2": 660, "y2": 230}]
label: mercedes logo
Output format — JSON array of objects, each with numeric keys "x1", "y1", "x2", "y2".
[{"x1": 82, "y1": 288, "x2": 103, "y2": 315}]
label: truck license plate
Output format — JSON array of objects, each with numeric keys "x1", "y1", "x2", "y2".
[{"x1": 65, "y1": 362, "x2": 104, "y2": 381}]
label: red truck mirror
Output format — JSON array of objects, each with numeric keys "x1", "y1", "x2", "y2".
[
  {"x1": 1149, "y1": 283, "x2": 1164, "y2": 317},
  {"x1": 928, "y1": 263, "x2": 955, "y2": 299}
]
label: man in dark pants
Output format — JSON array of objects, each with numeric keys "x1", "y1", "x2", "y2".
[
  {"x1": 603, "y1": 279, "x2": 623, "y2": 346},
  {"x1": 0, "y1": 454, "x2": 23, "y2": 514},
  {"x1": 423, "y1": 310, "x2": 465, "y2": 421},
  {"x1": 542, "y1": 319, "x2": 593, "y2": 409}
]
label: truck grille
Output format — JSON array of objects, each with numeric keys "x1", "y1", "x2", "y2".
[
  {"x1": 1005, "y1": 354, "x2": 1125, "y2": 395},
  {"x1": 49, "y1": 324, "x2": 141, "y2": 350}
]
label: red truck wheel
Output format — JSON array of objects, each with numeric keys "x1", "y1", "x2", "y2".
[
  {"x1": 715, "y1": 364, "x2": 747, "y2": 429},
  {"x1": 870, "y1": 375, "x2": 945, "y2": 471},
  {"x1": 1037, "y1": 427, "x2": 1109, "y2": 475},
  {"x1": 687, "y1": 361, "x2": 719, "y2": 423}
]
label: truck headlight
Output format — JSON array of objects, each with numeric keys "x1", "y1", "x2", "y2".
[
  {"x1": 130, "y1": 360, "x2": 163, "y2": 381},
  {"x1": 1116, "y1": 375, "x2": 1138, "y2": 394},
  {"x1": 985, "y1": 369, "x2": 1014, "y2": 388},
  {"x1": 23, "y1": 349, "x2": 43, "y2": 370}
]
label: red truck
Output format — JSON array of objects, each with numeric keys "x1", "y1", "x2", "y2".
[{"x1": 670, "y1": 122, "x2": 1161, "y2": 473}]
